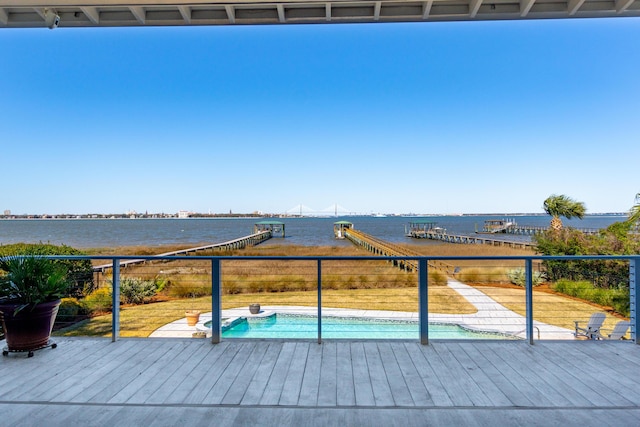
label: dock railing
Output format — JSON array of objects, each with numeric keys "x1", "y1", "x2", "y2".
[{"x1": 40, "y1": 254, "x2": 640, "y2": 346}]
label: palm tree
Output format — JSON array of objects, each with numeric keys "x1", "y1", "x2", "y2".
[
  {"x1": 627, "y1": 193, "x2": 640, "y2": 228},
  {"x1": 543, "y1": 194, "x2": 586, "y2": 231}
]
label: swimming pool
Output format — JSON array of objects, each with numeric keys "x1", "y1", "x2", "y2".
[{"x1": 207, "y1": 314, "x2": 511, "y2": 339}]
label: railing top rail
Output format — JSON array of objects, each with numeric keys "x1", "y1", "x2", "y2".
[{"x1": 20, "y1": 254, "x2": 640, "y2": 262}]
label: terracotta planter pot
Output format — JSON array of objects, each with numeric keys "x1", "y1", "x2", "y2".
[
  {"x1": 0, "y1": 299, "x2": 60, "y2": 352},
  {"x1": 185, "y1": 310, "x2": 201, "y2": 327}
]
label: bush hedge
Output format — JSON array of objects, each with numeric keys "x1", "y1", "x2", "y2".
[{"x1": 0, "y1": 243, "x2": 94, "y2": 297}]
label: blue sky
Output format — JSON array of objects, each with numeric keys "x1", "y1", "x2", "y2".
[{"x1": 1, "y1": 18, "x2": 639, "y2": 216}]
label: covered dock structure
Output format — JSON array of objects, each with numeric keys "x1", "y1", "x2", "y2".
[{"x1": 253, "y1": 220, "x2": 285, "y2": 238}]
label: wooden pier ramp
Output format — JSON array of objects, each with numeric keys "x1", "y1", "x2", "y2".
[
  {"x1": 93, "y1": 231, "x2": 272, "y2": 272},
  {"x1": 343, "y1": 228, "x2": 455, "y2": 274}
]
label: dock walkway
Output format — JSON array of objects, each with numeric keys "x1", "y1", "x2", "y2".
[
  {"x1": 93, "y1": 231, "x2": 272, "y2": 272},
  {"x1": 420, "y1": 230, "x2": 534, "y2": 250},
  {"x1": 1, "y1": 338, "x2": 639, "y2": 426},
  {"x1": 344, "y1": 228, "x2": 455, "y2": 273}
]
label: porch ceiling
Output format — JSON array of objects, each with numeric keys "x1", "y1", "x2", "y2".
[{"x1": 0, "y1": 0, "x2": 638, "y2": 29}]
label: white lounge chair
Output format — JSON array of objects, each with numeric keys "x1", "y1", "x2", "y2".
[
  {"x1": 574, "y1": 313, "x2": 606, "y2": 340},
  {"x1": 596, "y1": 321, "x2": 630, "y2": 340}
]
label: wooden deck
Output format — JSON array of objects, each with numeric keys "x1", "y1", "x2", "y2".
[{"x1": 1, "y1": 338, "x2": 640, "y2": 426}]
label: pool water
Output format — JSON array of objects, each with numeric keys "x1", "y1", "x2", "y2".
[{"x1": 212, "y1": 314, "x2": 508, "y2": 339}]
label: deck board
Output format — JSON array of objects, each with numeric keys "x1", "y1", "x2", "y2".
[
  {"x1": 377, "y1": 343, "x2": 414, "y2": 406},
  {"x1": 317, "y1": 341, "x2": 338, "y2": 406},
  {"x1": 221, "y1": 341, "x2": 271, "y2": 405},
  {"x1": 259, "y1": 342, "x2": 297, "y2": 405},
  {"x1": 449, "y1": 342, "x2": 513, "y2": 406},
  {"x1": 335, "y1": 341, "x2": 356, "y2": 406},
  {"x1": 122, "y1": 340, "x2": 201, "y2": 404},
  {"x1": 458, "y1": 342, "x2": 533, "y2": 407},
  {"x1": 240, "y1": 342, "x2": 282, "y2": 405},
  {"x1": 161, "y1": 340, "x2": 230, "y2": 404},
  {"x1": 389, "y1": 342, "x2": 433, "y2": 406},
  {"x1": 298, "y1": 341, "x2": 323, "y2": 406},
  {"x1": 418, "y1": 343, "x2": 474, "y2": 406},
  {"x1": 2, "y1": 338, "x2": 640, "y2": 426},
  {"x1": 363, "y1": 342, "x2": 395, "y2": 406},
  {"x1": 184, "y1": 342, "x2": 245, "y2": 404},
  {"x1": 535, "y1": 342, "x2": 635, "y2": 407},
  {"x1": 279, "y1": 342, "x2": 310, "y2": 406},
  {"x1": 491, "y1": 343, "x2": 571, "y2": 406},
  {"x1": 402, "y1": 342, "x2": 452, "y2": 406},
  {"x1": 1, "y1": 339, "x2": 105, "y2": 400},
  {"x1": 350, "y1": 342, "x2": 376, "y2": 406}
]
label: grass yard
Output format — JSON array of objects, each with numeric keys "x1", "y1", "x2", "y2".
[{"x1": 473, "y1": 285, "x2": 627, "y2": 335}]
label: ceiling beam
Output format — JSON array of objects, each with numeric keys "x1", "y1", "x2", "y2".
[
  {"x1": 129, "y1": 6, "x2": 145, "y2": 23},
  {"x1": 177, "y1": 5, "x2": 191, "y2": 23},
  {"x1": 568, "y1": 0, "x2": 586, "y2": 15},
  {"x1": 520, "y1": 0, "x2": 535, "y2": 17},
  {"x1": 616, "y1": 0, "x2": 634, "y2": 12},
  {"x1": 422, "y1": 1, "x2": 433, "y2": 19},
  {"x1": 81, "y1": 6, "x2": 100, "y2": 24},
  {"x1": 469, "y1": 0, "x2": 482, "y2": 17},
  {"x1": 225, "y1": 5, "x2": 235, "y2": 23},
  {"x1": 277, "y1": 4, "x2": 285, "y2": 22}
]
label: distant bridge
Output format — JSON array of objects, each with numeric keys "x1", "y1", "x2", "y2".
[
  {"x1": 1, "y1": 0, "x2": 638, "y2": 29},
  {"x1": 286, "y1": 203, "x2": 354, "y2": 216}
]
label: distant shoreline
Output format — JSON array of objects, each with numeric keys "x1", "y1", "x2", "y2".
[{"x1": 0, "y1": 212, "x2": 628, "y2": 220}]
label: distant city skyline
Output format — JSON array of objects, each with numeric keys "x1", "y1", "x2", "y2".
[{"x1": 2, "y1": 18, "x2": 639, "y2": 215}]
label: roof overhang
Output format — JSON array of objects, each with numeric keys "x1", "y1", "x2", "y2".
[{"x1": 0, "y1": 0, "x2": 638, "y2": 29}]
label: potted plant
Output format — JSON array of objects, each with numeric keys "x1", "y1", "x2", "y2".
[
  {"x1": 0, "y1": 255, "x2": 71, "y2": 357},
  {"x1": 185, "y1": 310, "x2": 201, "y2": 326}
]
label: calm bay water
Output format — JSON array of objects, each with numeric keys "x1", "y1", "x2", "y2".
[{"x1": 0, "y1": 215, "x2": 624, "y2": 249}]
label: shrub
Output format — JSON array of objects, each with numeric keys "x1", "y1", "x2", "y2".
[
  {"x1": 551, "y1": 279, "x2": 630, "y2": 317},
  {"x1": 428, "y1": 270, "x2": 448, "y2": 286},
  {"x1": 82, "y1": 287, "x2": 113, "y2": 314},
  {"x1": 119, "y1": 277, "x2": 158, "y2": 304},
  {"x1": 167, "y1": 282, "x2": 211, "y2": 298},
  {"x1": 507, "y1": 269, "x2": 545, "y2": 287},
  {"x1": 0, "y1": 243, "x2": 94, "y2": 297},
  {"x1": 58, "y1": 297, "x2": 84, "y2": 318}
]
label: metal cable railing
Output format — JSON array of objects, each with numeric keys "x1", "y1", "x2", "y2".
[{"x1": 28, "y1": 254, "x2": 640, "y2": 345}]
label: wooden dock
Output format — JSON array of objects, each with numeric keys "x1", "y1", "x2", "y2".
[
  {"x1": 504, "y1": 225, "x2": 601, "y2": 236},
  {"x1": 1, "y1": 338, "x2": 639, "y2": 427},
  {"x1": 420, "y1": 230, "x2": 534, "y2": 250},
  {"x1": 475, "y1": 219, "x2": 600, "y2": 236},
  {"x1": 344, "y1": 228, "x2": 455, "y2": 274},
  {"x1": 93, "y1": 231, "x2": 272, "y2": 272}
]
